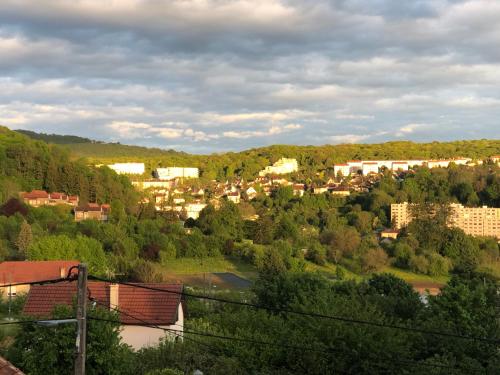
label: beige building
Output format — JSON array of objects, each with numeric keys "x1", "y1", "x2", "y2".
[
  {"x1": 74, "y1": 203, "x2": 110, "y2": 221},
  {"x1": 259, "y1": 158, "x2": 298, "y2": 176},
  {"x1": 21, "y1": 190, "x2": 79, "y2": 207},
  {"x1": 391, "y1": 203, "x2": 500, "y2": 238}
]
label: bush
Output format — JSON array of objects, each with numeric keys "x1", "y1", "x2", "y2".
[{"x1": 409, "y1": 255, "x2": 430, "y2": 274}]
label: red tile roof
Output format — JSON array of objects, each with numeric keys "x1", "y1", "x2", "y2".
[
  {"x1": 0, "y1": 261, "x2": 79, "y2": 285},
  {"x1": 24, "y1": 281, "x2": 183, "y2": 325},
  {"x1": 0, "y1": 356, "x2": 25, "y2": 375},
  {"x1": 22, "y1": 190, "x2": 49, "y2": 199},
  {"x1": 49, "y1": 192, "x2": 67, "y2": 200}
]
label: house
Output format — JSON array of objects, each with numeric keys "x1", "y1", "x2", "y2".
[
  {"x1": 226, "y1": 192, "x2": 241, "y2": 204},
  {"x1": 292, "y1": 184, "x2": 305, "y2": 197},
  {"x1": 107, "y1": 163, "x2": 145, "y2": 175},
  {"x1": 0, "y1": 261, "x2": 79, "y2": 297},
  {"x1": 313, "y1": 186, "x2": 328, "y2": 194},
  {"x1": 74, "y1": 203, "x2": 110, "y2": 222},
  {"x1": 246, "y1": 187, "x2": 257, "y2": 200},
  {"x1": 21, "y1": 190, "x2": 79, "y2": 207},
  {"x1": 329, "y1": 186, "x2": 350, "y2": 196},
  {"x1": 380, "y1": 229, "x2": 400, "y2": 240},
  {"x1": 426, "y1": 160, "x2": 451, "y2": 168},
  {"x1": 23, "y1": 281, "x2": 184, "y2": 350}
]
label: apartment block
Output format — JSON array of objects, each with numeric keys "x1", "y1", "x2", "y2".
[
  {"x1": 107, "y1": 163, "x2": 145, "y2": 175},
  {"x1": 391, "y1": 203, "x2": 500, "y2": 238},
  {"x1": 154, "y1": 167, "x2": 199, "y2": 180}
]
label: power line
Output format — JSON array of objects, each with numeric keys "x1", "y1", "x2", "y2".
[
  {"x1": 0, "y1": 318, "x2": 76, "y2": 326},
  {"x1": 88, "y1": 306, "x2": 471, "y2": 374},
  {"x1": 88, "y1": 274, "x2": 499, "y2": 345},
  {"x1": 1, "y1": 276, "x2": 75, "y2": 289}
]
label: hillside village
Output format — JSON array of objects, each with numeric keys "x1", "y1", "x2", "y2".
[{"x1": 0, "y1": 128, "x2": 499, "y2": 374}]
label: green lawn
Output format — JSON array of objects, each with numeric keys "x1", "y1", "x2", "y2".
[
  {"x1": 156, "y1": 257, "x2": 258, "y2": 278},
  {"x1": 382, "y1": 267, "x2": 449, "y2": 285}
]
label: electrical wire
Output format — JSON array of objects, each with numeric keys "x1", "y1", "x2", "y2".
[
  {"x1": 88, "y1": 274, "x2": 500, "y2": 345},
  {"x1": 88, "y1": 306, "x2": 473, "y2": 374}
]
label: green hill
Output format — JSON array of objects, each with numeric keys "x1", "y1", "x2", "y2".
[{"x1": 14, "y1": 128, "x2": 500, "y2": 181}]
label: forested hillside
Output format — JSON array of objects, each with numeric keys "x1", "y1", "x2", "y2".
[
  {"x1": 0, "y1": 127, "x2": 137, "y2": 206},
  {"x1": 17, "y1": 129, "x2": 500, "y2": 180}
]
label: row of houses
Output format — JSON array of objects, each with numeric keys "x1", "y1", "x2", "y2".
[
  {"x1": 20, "y1": 190, "x2": 110, "y2": 222},
  {"x1": 0, "y1": 261, "x2": 183, "y2": 350},
  {"x1": 333, "y1": 157, "x2": 475, "y2": 176}
]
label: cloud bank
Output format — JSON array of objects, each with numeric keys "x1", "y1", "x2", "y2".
[{"x1": 0, "y1": 0, "x2": 499, "y2": 152}]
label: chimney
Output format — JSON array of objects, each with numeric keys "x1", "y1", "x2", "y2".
[
  {"x1": 109, "y1": 284, "x2": 119, "y2": 310},
  {"x1": 60, "y1": 267, "x2": 66, "y2": 278}
]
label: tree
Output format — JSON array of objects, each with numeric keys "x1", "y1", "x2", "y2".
[
  {"x1": 321, "y1": 226, "x2": 361, "y2": 263},
  {"x1": 15, "y1": 220, "x2": 32, "y2": 259},
  {"x1": 8, "y1": 305, "x2": 134, "y2": 375}
]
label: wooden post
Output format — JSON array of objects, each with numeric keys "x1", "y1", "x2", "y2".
[{"x1": 75, "y1": 263, "x2": 88, "y2": 375}]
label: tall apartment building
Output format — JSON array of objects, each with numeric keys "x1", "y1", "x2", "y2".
[
  {"x1": 391, "y1": 203, "x2": 500, "y2": 238},
  {"x1": 259, "y1": 158, "x2": 298, "y2": 176},
  {"x1": 154, "y1": 167, "x2": 199, "y2": 180}
]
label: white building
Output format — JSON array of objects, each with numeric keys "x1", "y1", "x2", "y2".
[
  {"x1": 184, "y1": 203, "x2": 207, "y2": 220},
  {"x1": 107, "y1": 163, "x2": 145, "y2": 175},
  {"x1": 333, "y1": 164, "x2": 351, "y2": 177},
  {"x1": 362, "y1": 162, "x2": 379, "y2": 175},
  {"x1": 155, "y1": 167, "x2": 199, "y2": 180},
  {"x1": 259, "y1": 158, "x2": 298, "y2": 176},
  {"x1": 391, "y1": 161, "x2": 409, "y2": 171}
]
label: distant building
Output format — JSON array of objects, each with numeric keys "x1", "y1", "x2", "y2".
[
  {"x1": 259, "y1": 158, "x2": 298, "y2": 176},
  {"x1": 107, "y1": 163, "x2": 145, "y2": 175},
  {"x1": 246, "y1": 187, "x2": 258, "y2": 200},
  {"x1": 329, "y1": 187, "x2": 350, "y2": 196},
  {"x1": 226, "y1": 192, "x2": 241, "y2": 204},
  {"x1": 154, "y1": 167, "x2": 199, "y2": 180},
  {"x1": 184, "y1": 203, "x2": 207, "y2": 220},
  {"x1": 380, "y1": 229, "x2": 400, "y2": 240},
  {"x1": 333, "y1": 163, "x2": 350, "y2": 177},
  {"x1": 0, "y1": 260, "x2": 79, "y2": 297},
  {"x1": 74, "y1": 203, "x2": 110, "y2": 221},
  {"x1": 132, "y1": 179, "x2": 176, "y2": 190},
  {"x1": 362, "y1": 162, "x2": 379, "y2": 175},
  {"x1": 391, "y1": 161, "x2": 409, "y2": 171},
  {"x1": 21, "y1": 190, "x2": 79, "y2": 207},
  {"x1": 24, "y1": 282, "x2": 184, "y2": 350},
  {"x1": 292, "y1": 184, "x2": 305, "y2": 197},
  {"x1": 391, "y1": 203, "x2": 500, "y2": 238}
]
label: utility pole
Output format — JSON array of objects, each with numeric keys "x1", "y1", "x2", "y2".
[{"x1": 75, "y1": 263, "x2": 88, "y2": 375}]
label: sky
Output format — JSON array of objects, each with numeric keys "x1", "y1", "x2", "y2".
[{"x1": 1, "y1": 0, "x2": 499, "y2": 153}]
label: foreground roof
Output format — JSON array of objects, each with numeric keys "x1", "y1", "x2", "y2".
[
  {"x1": 24, "y1": 281, "x2": 183, "y2": 325},
  {"x1": 0, "y1": 356, "x2": 25, "y2": 375},
  {"x1": 0, "y1": 261, "x2": 79, "y2": 285}
]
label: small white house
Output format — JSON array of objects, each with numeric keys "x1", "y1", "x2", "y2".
[{"x1": 24, "y1": 282, "x2": 184, "y2": 350}]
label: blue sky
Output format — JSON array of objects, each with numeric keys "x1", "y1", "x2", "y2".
[{"x1": 0, "y1": 0, "x2": 499, "y2": 153}]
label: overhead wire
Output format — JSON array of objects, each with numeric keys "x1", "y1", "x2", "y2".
[
  {"x1": 88, "y1": 304, "x2": 473, "y2": 374},
  {"x1": 88, "y1": 274, "x2": 500, "y2": 345}
]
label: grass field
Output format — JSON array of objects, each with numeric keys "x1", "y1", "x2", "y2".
[
  {"x1": 156, "y1": 257, "x2": 258, "y2": 278},
  {"x1": 154, "y1": 256, "x2": 451, "y2": 291}
]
